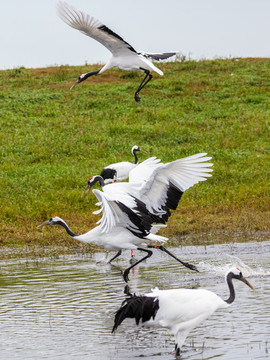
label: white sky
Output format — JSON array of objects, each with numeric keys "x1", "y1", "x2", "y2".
[{"x1": 0, "y1": 0, "x2": 269, "y2": 69}]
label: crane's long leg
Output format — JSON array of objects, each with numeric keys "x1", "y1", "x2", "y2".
[
  {"x1": 123, "y1": 248, "x2": 153, "y2": 282},
  {"x1": 108, "y1": 250, "x2": 122, "y2": 264},
  {"x1": 134, "y1": 69, "x2": 153, "y2": 102},
  {"x1": 148, "y1": 245, "x2": 199, "y2": 272}
]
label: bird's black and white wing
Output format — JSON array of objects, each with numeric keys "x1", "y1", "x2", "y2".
[
  {"x1": 56, "y1": 1, "x2": 137, "y2": 56},
  {"x1": 139, "y1": 52, "x2": 177, "y2": 61},
  {"x1": 130, "y1": 153, "x2": 213, "y2": 220},
  {"x1": 92, "y1": 189, "x2": 155, "y2": 237}
]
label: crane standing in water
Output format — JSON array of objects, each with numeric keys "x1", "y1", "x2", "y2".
[{"x1": 112, "y1": 268, "x2": 254, "y2": 356}]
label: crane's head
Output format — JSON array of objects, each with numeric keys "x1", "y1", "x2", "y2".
[
  {"x1": 37, "y1": 216, "x2": 65, "y2": 228},
  {"x1": 83, "y1": 175, "x2": 105, "y2": 195},
  {"x1": 70, "y1": 73, "x2": 88, "y2": 89},
  {"x1": 226, "y1": 267, "x2": 254, "y2": 289},
  {"x1": 70, "y1": 70, "x2": 100, "y2": 90},
  {"x1": 132, "y1": 145, "x2": 147, "y2": 154}
]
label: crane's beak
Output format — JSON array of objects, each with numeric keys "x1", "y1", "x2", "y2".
[
  {"x1": 139, "y1": 148, "x2": 148, "y2": 154},
  {"x1": 70, "y1": 79, "x2": 80, "y2": 90},
  {"x1": 82, "y1": 183, "x2": 91, "y2": 196},
  {"x1": 37, "y1": 220, "x2": 50, "y2": 229},
  {"x1": 241, "y1": 277, "x2": 254, "y2": 290}
]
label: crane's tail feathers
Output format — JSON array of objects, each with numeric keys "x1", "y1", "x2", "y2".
[
  {"x1": 146, "y1": 233, "x2": 168, "y2": 243},
  {"x1": 140, "y1": 52, "x2": 177, "y2": 61},
  {"x1": 112, "y1": 295, "x2": 159, "y2": 333},
  {"x1": 150, "y1": 224, "x2": 167, "y2": 235}
]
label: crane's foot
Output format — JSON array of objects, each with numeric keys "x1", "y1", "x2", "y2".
[
  {"x1": 134, "y1": 93, "x2": 141, "y2": 102},
  {"x1": 186, "y1": 263, "x2": 199, "y2": 272}
]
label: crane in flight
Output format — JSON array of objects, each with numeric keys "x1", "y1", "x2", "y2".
[{"x1": 56, "y1": 2, "x2": 176, "y2": 102}]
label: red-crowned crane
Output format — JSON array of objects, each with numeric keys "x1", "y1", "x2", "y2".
[
  {"x1": 38, "y1": 190, "x2": 198, "y2": 282},
  {"x1": 112, "y1": 268, "x2": 254, "y2": 356},
  {"x1": 56, "y1": 2, "x2": 176, "y2": 102}
]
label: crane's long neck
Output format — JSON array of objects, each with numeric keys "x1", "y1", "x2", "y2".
[
  {"x1": 94, "y1": 176, "x2": 105, "y2": 188},
  {"x1": 57, "y1": 220, "x2": 78, "y2": 238},
  {"x1": 57, "y1": 220, "x2": 100, "y2": 245},
  {"x1": 225, "y1": 273, "x2": 235, "y2": 304},
  {"x1": 133, "y1": 149, "x2": 139, "y2": 164},
  {"x1": 83, "y1": 70, "x2": 101, "y2": 80}
]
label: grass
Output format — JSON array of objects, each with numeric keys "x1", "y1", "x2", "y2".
[{"x1": 0, "y1": 58, "x2": 269, "y2": 255}]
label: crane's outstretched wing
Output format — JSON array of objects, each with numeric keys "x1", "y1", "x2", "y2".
[
  {"x1": 130, "y1": 153, "x2": 213, "y2": 221},
  {"x1": 92, "y1": 189, "x2": 155, "y2": 237},
  {"x1": 56, "y1": 1, "x2": 137, "y2": 56},
  {"x1": 129, "y1": 157, "x2": 163, "y2": 185}
]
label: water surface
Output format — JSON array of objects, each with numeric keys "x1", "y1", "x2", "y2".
[{"x1": 0, "y1": 241, "x2": 269, "y2": 359}]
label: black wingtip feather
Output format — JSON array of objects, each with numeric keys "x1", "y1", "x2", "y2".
[
  {"x1": 166, "y1": 182, "x2": 183, "y2": 211},
  {"x1": 100, "y1": 168, "x2": 117, "y2": 182},
  {"x1": 116, "y1": 196, "x2": 156, "y2": 237},
  {"x1": 98, "y1": 25, "x2": 137, "y2": 53},
  {"x1": 112, "y1": 294, "x2": 159, "y2": 333}
]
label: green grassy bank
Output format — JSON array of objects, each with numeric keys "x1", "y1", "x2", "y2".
[{"x1": 0, "y1": 58, "x2": 269, "y2": 254}]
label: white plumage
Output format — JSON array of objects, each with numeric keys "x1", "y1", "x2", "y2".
[
  {"x1": 113, "y1": 268, "x2": 254, "y2": 355},
  {"x1": 99, "y1": 145, "x2": 147, "y2": 184},
  {"x1": 56, "y1": 2, "x2": 176, "y2": 101}
]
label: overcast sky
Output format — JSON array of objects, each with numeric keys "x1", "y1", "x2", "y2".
[{"x1": 0, "y1": 0, "x2": 269, "y2": 69}]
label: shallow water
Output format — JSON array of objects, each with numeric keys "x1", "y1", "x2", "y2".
[{"x1": 0, "y1": 241, "x2": 269, "y2": 360}]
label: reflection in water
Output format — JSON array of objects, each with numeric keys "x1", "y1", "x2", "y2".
[{"x1": 0, "y1": 241, "x2": 269, "y2": 359}]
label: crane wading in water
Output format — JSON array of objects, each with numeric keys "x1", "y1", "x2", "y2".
[
  {"x1": 38, "y1": 189, "x2": 198, "y2": 282},
  {"x1": 112, "y1": 268, "x2": 254, "y2": 356},
  {"x1": 56, "y1": 2, "x2": 176, "y2": 102}
]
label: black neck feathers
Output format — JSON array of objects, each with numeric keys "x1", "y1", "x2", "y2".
[
  {"x1": 100, "y1": 168, "x2": 117, "y2": 182},
  {"x1": 92, "y1": 176, "x2": 105, "y2": 188},
  {"x1": 225, "y1": 272, "x2": 236, "y2": 304},
  {"x1": 84, "y1": 70, "x2": 101, "y2": 80},
  {"x1": 56, "y1": 220, "x2": 78, "y2": 238},
  {"x1": 133, "y1": 148, "x2": 139, "y2": 164}
]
